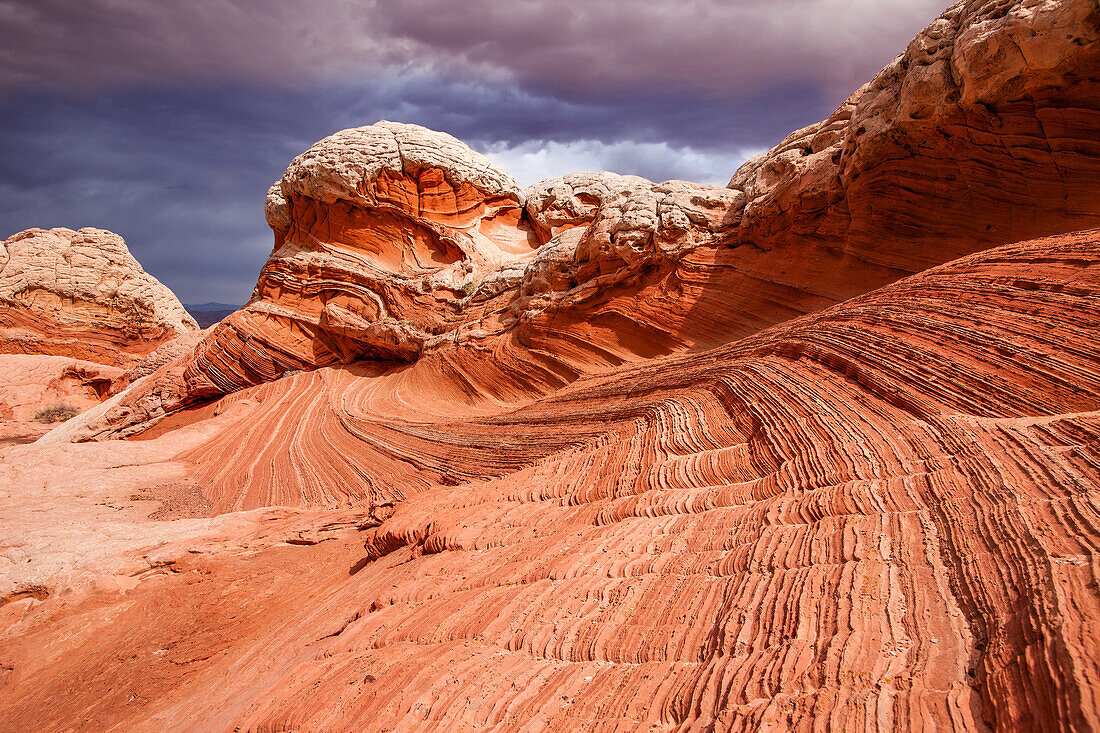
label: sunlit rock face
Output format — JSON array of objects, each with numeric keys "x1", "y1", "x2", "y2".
[
  {"x1": 9, "y1": 2, "x2": 1100, "y2": 730},
  {"x1": 729, "y1": 0, "x2": 1100, "y2": 279},
  {"x1": 0, "y1": 227, "x2": 197, "y2": 368},
  {"x1": 56, "y1": 123, "x2": 746, "y2": 438},
  {"x1": 207, "y1": 121, "x2": 535, "y2": 380}
]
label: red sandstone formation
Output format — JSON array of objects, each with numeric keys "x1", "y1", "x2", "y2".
[
  {"x1": 0, "y1": 355, "x2": 122, "y2": 444},
  {"x1": 6, "y1": 230, "x2": 1100, "y2": 731},
  {"x1": 0, "y1": 227, "x2": 199, "y2": 439},
  {"x1": 3, "y1": 0, "x2": 1100, "y2": 731},
  {"x1": 0, "y1": 227, "x2": 198, "y2": 367}
]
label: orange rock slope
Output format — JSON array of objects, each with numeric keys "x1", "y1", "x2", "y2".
[
  {"x1": 6, "y1": 228, "x2": 1100, "y2": 732},
  {"x1": 3, "y1": 0, "x2": 1100, "y2": 731}
]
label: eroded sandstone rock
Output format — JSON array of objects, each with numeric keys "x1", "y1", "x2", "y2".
[
  {"x1": 0, "y1": 354, "x2": 122, "y2": 444},
  {"x1": 10, "y1": 229, "x2": 1100, "y2": 731},
  {"x1": 7, "y1": 1, "x2": 1100, "y2": 731},
  {"x1": 209, "y1": 122, "x2": 539, "y2": 378},
  {"x1": 729, "y1": 0, "x2": 1100, "y2": 279},
  {"x1": 0, "y1": 227, "x2": 197, "y2": 367}
]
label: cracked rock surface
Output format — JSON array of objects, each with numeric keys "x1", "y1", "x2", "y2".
[{"x1": 0, "y1": 228, "x2": 197, "y2": 368}]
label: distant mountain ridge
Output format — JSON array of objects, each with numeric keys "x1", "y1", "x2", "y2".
[
  {"x1": 185, "y1": 302, "x2": 241, "y2": 309},
  {"x1": 184, "y1": 302, "x2": 241, "y2": 328}
]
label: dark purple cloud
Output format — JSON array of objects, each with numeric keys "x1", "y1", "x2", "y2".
[
  {"x1": 0, "y1": 78, "x2": 826, "y2": 302},
  {"x1": 376, "y1": 0, "x2": 947, "y2": 99},
  {"x1": 1, "y1": 0, "x2": 945, "y2": 99}
]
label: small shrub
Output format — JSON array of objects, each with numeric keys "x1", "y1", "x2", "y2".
[
  {"x1": 460, "y1": 276, "x2": 483, "y2": 297},
  {"x1": 34, "y1": 404, "x2": 79, "y2": 424}
]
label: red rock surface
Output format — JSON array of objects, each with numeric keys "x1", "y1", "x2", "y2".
[
  {"x1": 5, "y1": 230, "x2": 1100, "y2": 731},
  {"x1": 0, "y1": 227, "x2": 198, "y2": 368},
  {"x1": 0, "y1": 228, "x2": 201, "y2": 440},
  {"x1": 0, "y1": 355, "x2": 122, "y2": 444},
  {"x1": 3, "y1": 0, "x2": 1100, "y2": 731}
]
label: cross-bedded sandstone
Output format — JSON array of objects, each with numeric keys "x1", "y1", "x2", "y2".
[
  {"x1": 0, "y1": 227, "x2": 197, "y2": 368},
  {"x1": 5, "y1": 1, "x2": 1100, "y2": 731},
  {"x1": 52, "y1": 0, "x2": 1100, "y2": 443}
]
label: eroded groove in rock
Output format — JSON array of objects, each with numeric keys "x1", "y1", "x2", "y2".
[{"x1": 188, "y1": 232, "x2": 1100, "y2": 730}]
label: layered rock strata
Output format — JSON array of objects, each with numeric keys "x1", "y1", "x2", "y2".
[
  {"x1": 730, "y1": 0, "x2": 1100, "y2": 278},
  {"x1": 0, "y1": 227, "x2": 198, "y2": 367},
  {"x1": 4, "y1": 0, "x2": 1100, "y2": 731},
  {"x1": 5, "y1": 230, "x2": 1100, "y2": 731}
]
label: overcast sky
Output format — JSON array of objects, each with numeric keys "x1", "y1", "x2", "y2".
[{"x1": 0, "y1": 0, "x2": 946, "y2": 303}]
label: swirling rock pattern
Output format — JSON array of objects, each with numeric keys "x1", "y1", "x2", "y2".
[
  {"x1": 0, "y1": 228, "x2": 198, "y2": 367},
  {"x1": 4, "y1": 230, "x2": 1100, "y2": 731},
  {"x1": 4, "y1": 0, "x2": 1100, "y2": 731},
  {"x1": 216, "y1": 121, "x2": 536, "y2": 379}
]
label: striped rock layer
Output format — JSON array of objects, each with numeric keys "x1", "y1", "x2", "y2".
[
  {"x1": 6, "y1": 229, "x2": 1100, "y2": 731},
  {"x1": 0, "y1": 228, "x2": 198, "y2": 368},
  {"x1": 3, "y1": 0, "x2": 1100, "y2": 731}
]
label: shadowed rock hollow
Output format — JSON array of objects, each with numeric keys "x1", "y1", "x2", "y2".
[{"x1": 3, "y1": 0, "x2": 1100, "y2": 731}]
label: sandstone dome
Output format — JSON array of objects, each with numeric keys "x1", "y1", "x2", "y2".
[{"x1": 0, "y1": 227, "x2": 197, "y2": 367}]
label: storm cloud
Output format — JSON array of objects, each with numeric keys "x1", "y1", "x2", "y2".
[
  {"x1": 0, "y1": 0, "x2": 947, "y2": 303},
  {"x1": 0, "y1": 0, "x2": 945, "y2": 99}
]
